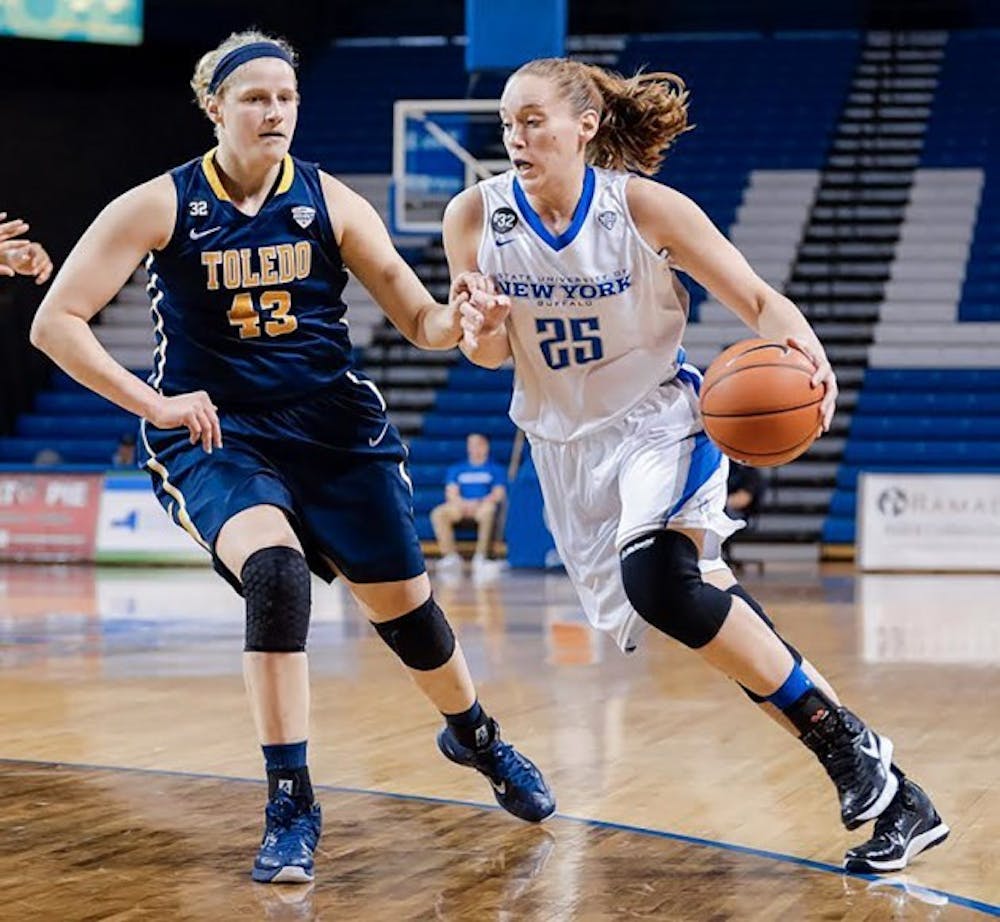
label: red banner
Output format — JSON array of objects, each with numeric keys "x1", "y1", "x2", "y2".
[{"x1": 0, "y1": 474, "x2": 103, "y2": 562}]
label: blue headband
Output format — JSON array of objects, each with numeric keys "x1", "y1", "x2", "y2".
[{"x1": 208, "y1": 42, "x2": 293, "y2": 94}]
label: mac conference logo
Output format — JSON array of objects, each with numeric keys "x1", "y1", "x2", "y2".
[
  {"x1": 598, "y1": 210, "x2": 617, "y2": 230},
  {"x1": 877, "y1": 487, "x2": 907, "y2": 517},
  {"x1": 291, "y1": 206, "x2": 316, "y2": 229}
]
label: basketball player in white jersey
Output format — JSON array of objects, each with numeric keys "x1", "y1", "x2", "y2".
[{"x1": 443, "y1": 57, "x2": 948, "y2": 873}]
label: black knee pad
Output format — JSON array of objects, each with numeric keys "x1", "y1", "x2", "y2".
[
  {"x1": 620, "y1": 530, "x2": 732, "y2": 649},
  {"x1": 372, "y1": 596, "x2": 455, "y2": 671},
  {"x1": 727, "y1": 584, "x2": 803, "y2": 703},
  {"x1": 241, "y1": 547, "x2": 312, "y2": 653}
]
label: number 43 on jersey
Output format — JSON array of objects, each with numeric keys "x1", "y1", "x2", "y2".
[{"x1": 228, "y1": 290, "x2": 298, "y2": 339}]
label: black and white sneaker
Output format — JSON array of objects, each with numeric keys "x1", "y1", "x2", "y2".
[
  {"x1": 802, "y1": 706, "x2": 898, "y2": 830},
  {"x1": 844, "y1": 778, "x2": 949, "y2": 874}
]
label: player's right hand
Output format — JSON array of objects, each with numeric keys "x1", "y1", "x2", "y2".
[
  {"x1": 0, "y1": 214, "x2": 29, "y2": 243},
  {"x1": 459, "y1": 288, "x2": 511, "y2": 351},
  {"x1": 149, "y1": 391, "x2": 222, "y2": 453},
  {"x1": 0, "y1": 214, "x2": 31, "y2": 277}
]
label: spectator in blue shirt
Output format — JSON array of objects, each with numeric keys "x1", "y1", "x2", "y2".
[{"x1": 432, "y1": 433, "x2": 507, "y2": 574}]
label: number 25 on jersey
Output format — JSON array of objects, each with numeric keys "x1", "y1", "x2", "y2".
[{"x1": 535, "y1": 316, "x2": 603, "y2": 370}]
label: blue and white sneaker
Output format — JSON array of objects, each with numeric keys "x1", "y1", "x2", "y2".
[
  {"x1": 437, "y1": 719, "x2": 556, "y2": 823},
  {"x1": 252, "y1": 789, "x2": 322, "y2": 884}
]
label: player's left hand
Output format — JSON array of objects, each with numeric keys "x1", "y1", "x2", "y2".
[
  {"x1": 447, "y1": 271, "x2": 490, "y2": 346},
  {"x1": 787, "y1": 336, "x2": 837, "y2": 434},
  {"x1": 0, "y1": 240, "x2": 53, "y2": 284},
  {"x1": 459, "y1": 288, "x2": 511, "y2": 351},
  {"x1": 449, "y1": 270, "x2": 494, "y2": 303},
  {"x1": 22, "y1": 242, "x2": 53, "y2": 285},
  {"x1": 449, "y1": 271, "x2": 510, "y2": 350}
]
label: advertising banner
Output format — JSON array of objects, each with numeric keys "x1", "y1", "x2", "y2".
[
  {"x1": 0, "y1": 0, "x2": 142, "y2": 45},
  {"x1": 96, "y1": 475, "x2": 209, "y2": 564},
  {"x1": 0, "y1": 473, "x2": 102, "y2": 562},
  {"x1": 858, "y1": 472, "x2": 1000, "y2": 571}
]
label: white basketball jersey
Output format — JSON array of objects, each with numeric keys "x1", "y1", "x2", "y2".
[{"x1": 477, "y1": 166, "x2": 689, "y2": 442}]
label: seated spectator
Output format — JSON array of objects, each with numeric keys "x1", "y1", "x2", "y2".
[
  {"x1": 726, "y1": 461, "x2": 765, "y2": 522},
  {"x1": 111, "y1": 432, "x2": 137, "y2": 469},
  {"x1": 431, "y1": 433, "x2": 507, "y2": 575},
  {"x1": 724, "y1": 461, "x2": 766, "y2": 573},
  {"x1": 32, "y1": 447, "x2": 63, "y2": 467}
]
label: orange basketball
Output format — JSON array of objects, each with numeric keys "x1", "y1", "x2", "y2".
[{"x1": 699, "y1": 339, "x2": 823, "y2": 467}]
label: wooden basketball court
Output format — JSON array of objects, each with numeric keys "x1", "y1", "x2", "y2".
[{"x1": 0, "y1": 561, "x2": 996, "y2": 919}]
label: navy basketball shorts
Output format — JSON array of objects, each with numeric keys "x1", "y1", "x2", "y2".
[{"x1": 138, "y1": 371, "x2": 425, "y2": 591}]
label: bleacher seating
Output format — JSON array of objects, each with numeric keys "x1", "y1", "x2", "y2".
[
  {"x1": 411, "y1": 362, "x2": 514, "y2": 541},
  {"x1": 616, "y1": 34, "x2": 856, "y2": 317},
  {"x1": 384, "y1": 34, "x2": 856, "y2": 544},
  {"x1": 303, "y1": 34, "x2": 855, "y2": 325},
  {"x1": 823, "y1": 369, "x2": 1000, "y2": 542},
  {"x1": 0, "y1": 371, "x2": 136, "y2": 467},
  {"x1": 824, "y1": 32, "x2": 1000, "y2": 545},
  {"x1": 3, "y1": 33, "x2": 870, "y2": 556},
  {"x1": 922, "y1": 32, "x2": 1000, "y2": 322},
  {"x1": 294, "y1": 43, "x2": 468, "y2": 174}
]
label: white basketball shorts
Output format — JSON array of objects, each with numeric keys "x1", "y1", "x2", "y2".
[{"x1": 529, "y1": 371, "x2": 743, "y2": 653}]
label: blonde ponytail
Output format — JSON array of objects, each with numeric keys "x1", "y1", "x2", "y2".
[{"x1": 512, "y1": 58, "x2": 692, "y2": 175}]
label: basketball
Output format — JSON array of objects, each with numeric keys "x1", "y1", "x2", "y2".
[{"x1": 700, "y1": 339, "x2": 823, "y2": 467}]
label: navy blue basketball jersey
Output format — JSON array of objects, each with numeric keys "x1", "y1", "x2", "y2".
[{"x1": 146, "y1": 151, "x2": 352, "y2": 407}]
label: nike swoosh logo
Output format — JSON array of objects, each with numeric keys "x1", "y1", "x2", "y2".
[
  {"x1": 495, "y1": 238, "x2": 515, "y2": 247},
  {"x1": 368, "y1": 422, "x2": 389, "y2": 447},
  {"x1": 859, "y1": 731, "x2": 881, "y2": 760},
  {"x1": 189, "y1": 226, "x2": 222, "y2": 241},
  {"x1": 489, "y1": 779, "x2": 507, "y2": 795}
]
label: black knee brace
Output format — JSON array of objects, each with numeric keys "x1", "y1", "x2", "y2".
[
  {"x1": 372, "y1": 596, "x2": 455, "y2": 671},
  {"x1": 728, "y1": 584, "x2": 803, "y2": 703},
  {"x1": 242, "y1": 547, "x2": 312, "y2": 653},
  {"x1": 620, "y1": 530, "x2": 732, "y2": 648}
]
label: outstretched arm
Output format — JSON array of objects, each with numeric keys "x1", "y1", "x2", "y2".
[
  {"x1": 322, "y1": 172, "x2": 485, "y2": 351},
  {"x1": 442, "y1": 186, "x2": 513, "y2": 369},
  {"x1": 627, "y1": 177, "x2": 837, "y2": 432},
  {"x1": 30, "y1": 178, "x2": 221, "y2": 452}
]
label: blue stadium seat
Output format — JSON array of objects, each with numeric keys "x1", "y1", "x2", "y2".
[
  {"x1": 447, "y1": 365, "x2": 515, "y2": 391},
  {"x1": 17, "y1": 415, "x2": 135, "y2": 439},
  {"x1": 434, "y1": 391, "x2": 510, "y2": 414},
  {"x1": 844, "y1": 441, "x2": 1000, "y2": 465},
  {"x1": 0, "y1": 438, "x2": 116, "y2": 464},
  {"x1": 408, "y1": 463, "x2": 450, "y2": 485},
  {"x1": 35, "y1": 392, "x2": 125, "y2": 415},
  {"x1": 855, "y1": 392, "x2": 1000, "y2": 415},
  {"x1": 836, "y1": 464, "x2": 1000, "y2": 490},
  {"x1": 829, "y1": 360, "x2": 1000, "y2": 541},
  {"x1": 862, "y1": 369, "x2": 1000, "y2": 392},
  {"x1": 406, "y1": 437, "x2": 512, "y2": 465},
  {"x1": 821, "y1": 517, "x2": 856, "y2": 544},
  {"x1": 922, "y1": 32, "x2": 1000, "y2": 321},
  {"x1": 849, "y1": 417, "x2": 1000, "y2": 440},
  {"x1": 422, "y1": 415, "x2": 516, "y2": 438}
]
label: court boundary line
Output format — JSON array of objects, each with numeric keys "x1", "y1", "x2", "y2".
[{"x1": 1, "y1": 756, "x2": 995, "y2": 917}]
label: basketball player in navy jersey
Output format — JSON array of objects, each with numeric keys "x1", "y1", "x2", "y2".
[
  {"x1": 445, "y1": 57, "x2": 947, "y2": 874},
  {"x1": 31, "y1": 31, "x2": 553, "y2": 885}
]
